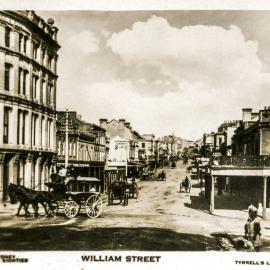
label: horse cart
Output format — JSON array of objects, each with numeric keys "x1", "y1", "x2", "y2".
[
  {"x1": 107, "y1": 181, "x2": 129, "y2": 206},
  {"x1": 157, "y1": 171, "x2": 166, "y2": 181},
  {"x1": 8, "y1": 177, "x2": 103, "y2": 219},
  {"x1": 179, "y1": 178, "x2": 192, "y2": 193},
  {"x1": 46, "y1": 177, "x2": 103, "y2": 218}
]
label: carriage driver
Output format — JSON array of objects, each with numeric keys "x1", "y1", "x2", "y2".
[{"x1": 183, "y1": 176, "x2": 190, "y2": 188}]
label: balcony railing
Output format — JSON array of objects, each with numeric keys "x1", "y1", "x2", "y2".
[{"x1": 211, "y1": 155, "x2": 270, "y2": 168}]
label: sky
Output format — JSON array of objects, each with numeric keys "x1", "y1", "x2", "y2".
[{"x1": 38, "y1": 11, "x2": 270, "y2": 140}]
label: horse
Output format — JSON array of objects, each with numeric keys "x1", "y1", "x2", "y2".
[
  {"x1": 8, "y1": 183, "x2": 38, "y2": 216},
  {"x1": 8, "y1": 183, "x2": 55, "y2": 217}
]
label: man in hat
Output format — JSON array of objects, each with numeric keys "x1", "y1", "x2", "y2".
[{"x1": 245, "y1": 205, "x2": 262, "y2": 251}]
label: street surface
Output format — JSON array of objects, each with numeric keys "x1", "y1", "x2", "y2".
[{"x1": 1, "y1": 161, "x2": 270, "y2": 251}]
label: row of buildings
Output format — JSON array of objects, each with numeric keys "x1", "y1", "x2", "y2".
[
  {"x1": 199, "y1": 107, "x2": 270, "y2": 157},
  {"x1": 0, "y1": 11, "x2": 193, "y2": 201},
  {"x1": 197, "y1": 107, "x2": 270, "y2": 219},
  {"x1": 56, "y1": 115, "x2": 191, "y2": 192}
]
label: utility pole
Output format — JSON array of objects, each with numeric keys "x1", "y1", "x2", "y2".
[
  {"x1": 125, "y1": 143, "x2": 128, "y2": 179},
  {"x1": 65, "y1": 108, "x2": 69, "y2": 169}
]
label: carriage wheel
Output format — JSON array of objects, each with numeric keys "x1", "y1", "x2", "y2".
[
  {"x1": 85, "y1": 195, "x2": 102, "y2": 218},
  {"x1": 48, "y1": 201, "x2": 59, "y2": 217},
  {"x1": 64, "y1": 200, "x2": 80, "y2": 218}
]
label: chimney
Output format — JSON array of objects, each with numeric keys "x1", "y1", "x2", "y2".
[
  {"x1": 119, "y1": 118, "x2": 125, "y2": 127},
  {"x1": 99, "y1": 118, "x2": 108, "y2": 129},
  {"x1": 124, "y1": 122, "x2": 131, "y2": 129},
  {"x1": 242, "y1": 108, "x2": 252, "y2": 122}
]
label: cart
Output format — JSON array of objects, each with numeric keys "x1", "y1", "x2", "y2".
[
  {"x1": 46, "y1": 176, "x2": 103, "y2": 219},
  {"x1": 107, "y1": 181, "x2": 129, "y2": 206}
]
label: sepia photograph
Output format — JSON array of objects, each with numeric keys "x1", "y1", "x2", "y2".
[{"x1": 1, "y1": 3, "x2": 270, "y2": 267}]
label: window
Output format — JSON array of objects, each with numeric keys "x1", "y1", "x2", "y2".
[
  {"x1": 4, "y1": 63, "x2": 12, "y2": 91},
  {"x1": 32, "y1": 42, "x2": 39, "y2": 60},
  {"x1": 41, "y1": 50, "x2": 45, "y2": 65},
  {"x1": 40, "y1": 78, "x2": 46, "y2": 104},
  {"x1": 22, "y1": 112, "x2": 26, "y2": 144},
  {"x1": 31, "y1": 114, "x2": 37, "y2": 146},
  {"x1": 40, "y1": 117, "x2": 44, "y2": 147},
  {"x1": 142, "y1": 143, "x2": 145, "y2": 148},
  {"x1": 18, "y1": 68, "x2": 28, "y2": 95},
  {"x1": 47, "y1": 83, "x2": 53, "y2": 106},
  {"x1": 17, "y1": 110, "x2": 26, "y2": 145},
  {"x1": 23, "y1": 36, "x2": 28, "y2": 54},
  {"x1": 17, "y1": 110, "x2": 20, "y2": 144},
  {"x1": 23, "y1": 70, "x2": 28, "y2": 95},
  {"x1": 32, "y1": 75, "x2": 38, "y2": 100},
  {"x1": 3, "y1": 107, "x2": 9, "y2": 144},
  {"x1": 5, "y1": 27, "x2": 11, "y2": 47},
  {"x1": 19, "y1": 33, "x2": 23, "y2": 52},
  {"x1": 48, "y1": 55, "x2": 52, "y2": 69},
  {"x1": 47, "y1": 119, "x2": 52, "y2": 148},
  {"x1": 18, "y1": 68, "x2": 22, "y2": 94}
]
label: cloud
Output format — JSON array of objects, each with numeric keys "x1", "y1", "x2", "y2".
[
  {"x1": 107, "y1": 15, "x2": 269, "y2": 99},
  {"x1": 56, "y1": 14, "x2": 270, "y2": 140},
  {"x1": 69, "y1": 30, "x2": 100, "y2": 54}
]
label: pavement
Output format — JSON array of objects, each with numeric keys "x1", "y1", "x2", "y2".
[{"x1": 1, "y1": 161, "x2": 270, "y2": 251}]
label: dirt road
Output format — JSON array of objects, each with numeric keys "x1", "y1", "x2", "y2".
[{"x1": 0, "y1": 161, "x2": 226, "y2": 250}]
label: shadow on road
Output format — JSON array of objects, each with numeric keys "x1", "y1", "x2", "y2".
[{"x1": 0, "y1": 226, "x2": 221, "y2": 251}]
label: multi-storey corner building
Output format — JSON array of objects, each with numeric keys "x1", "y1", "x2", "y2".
[
  {"x1": 0, "y1": 11, "x2": 60, "y2": 200},
  {"x1": 57, "y1": 111, "x2": 107, "y2": 191},
  {"x1": 208, "y1": 106, "x2": 270, "y2": 218}
]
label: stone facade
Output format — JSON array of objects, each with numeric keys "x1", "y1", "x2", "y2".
[{"x1": 0, "y1": 11, "x2": 60, "y2": 200}]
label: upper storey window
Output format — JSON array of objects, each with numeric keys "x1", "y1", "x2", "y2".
[
  {"x1": 19, "y1": 33, "x2": 23, "y2": 52},
  {"x1": 32, "y1": 42, "x2": 39, "y2": 60},
  {"x1": 23, "y1": 36, "x2": 28, "y2": 54},
  {"x1": 48, "y1": 55, "x2": 53, "y2": 70},
  {"x1": 4, "y1": 63, "x2": 12, "y2": 91},
  {"x1": 5, "y1": 27, "x2": 11, "y2": 48}
]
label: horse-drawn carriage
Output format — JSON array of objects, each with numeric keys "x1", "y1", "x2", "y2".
[
  {"x1": 8, "y1": 176, "x2": 103, "y2": 219},
  {"x1": 179, "y1": 177, "x2": 192, "y2": 193},
  {"x1": 157, "y1": 171, "x2": 166, "y2": 181},
  {"x1": 107, "y1": 180, "x2": 129, "y2": 206}
]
